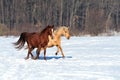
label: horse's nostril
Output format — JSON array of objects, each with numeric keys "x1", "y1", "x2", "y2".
[{"x1": 67, "y1": 36, "x2": 70, "y2": 39}]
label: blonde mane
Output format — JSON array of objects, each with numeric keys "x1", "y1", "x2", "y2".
[{"x1": 54, "y1": 26, "x2": 69, "y2": 34}]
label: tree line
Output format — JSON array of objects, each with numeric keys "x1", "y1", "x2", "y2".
[{"x1": 0, "y1": 0, "x2": 120, "y2": 36}]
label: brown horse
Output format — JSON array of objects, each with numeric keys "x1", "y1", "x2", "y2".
[{"x1": 14, "y1": 25, "x2": 54, "y2": 60}]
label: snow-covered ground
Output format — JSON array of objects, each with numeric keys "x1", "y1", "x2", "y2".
[{"x1": 0, "y1": 36, "x2": 120, "y2": 80}]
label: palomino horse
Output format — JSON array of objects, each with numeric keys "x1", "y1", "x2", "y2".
[
  {"x1": 14, "y1": 25, "x2": 54, "y2": 60},
  {"x1": 41, "y1": 26, "x2": 70, "y2": 57}
]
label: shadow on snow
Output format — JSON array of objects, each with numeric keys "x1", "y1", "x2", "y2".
[{"x1": 38, "y1": 56, "x2": 72, "y2": 60}]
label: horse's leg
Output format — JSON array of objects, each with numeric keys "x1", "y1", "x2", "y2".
[
  {"x1": 55, "y1": 46, "x2": 60, "y2": 55},
  {"x1": 34, "y1": 48, "x2": 41, "y2": 60},
  {"x1": 30, "y1": 48, "x2": 34, "y2": 59},
  {"x1": 30, "y1": 53, "x2": 34, "y2": 59},
  {"x1": 25, "y1": 46, "x2": 34, "y2": 60},
  {"x1": 58, "y1": 45, "x2": 65, "y2": 58},
  {"x1": 25, "y1": 48, "x2": 31, "y2": 60},
  {"x1": 43, "y1": 48, "x2": 46, "y2": 60}
]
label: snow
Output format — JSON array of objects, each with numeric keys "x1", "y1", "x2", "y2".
[{"x1": 0, "y1": 36, "x2": 120, "y2": 80}]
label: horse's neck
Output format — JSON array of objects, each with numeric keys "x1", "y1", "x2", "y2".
[
  {"x1": 54, "y1": 31, "x2": 62, "y2": 40},
  {"x1": 40, "y1": 32, "x2": 49, "y2": 40}
]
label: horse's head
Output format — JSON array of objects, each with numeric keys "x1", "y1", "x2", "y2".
[
  {"x1": 46, "y1": 25, "x2": 54, "y2": 39},
  {"x1": 63, "y1": 27, "x2": 70, "y2": 39},
  {"x1": 57, "y1": 26, "x2": 70, "y2": 39}
]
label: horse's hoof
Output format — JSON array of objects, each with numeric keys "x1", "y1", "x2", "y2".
[
  {"x1": 31, "y1": 57, "x2": 35, "y2": 60},
  {"x1": 55, "y1": 53, "x2": 58, "y2": 55},
  {"x1": 33, "y1": 57, "x2": 38, "y2": 60},
  {"x1": 33, "y1": 58, "x2": 37, "y2": 60},
  {"x1": 24, "y1": 57, "x2": 29, "y2": 60},
  {"x1": 62, "y1": 56, "x2": 65, "y2": 58},
  {"x1": 44, "y1": 58, "x2": 47, "y2": 61}
]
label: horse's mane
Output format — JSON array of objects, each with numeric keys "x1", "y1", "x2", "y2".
[
  {"x1": 41, "y1": 26, "x2": 48, "y2": 34},
  {"x1": 41, "y1": 25, "x2": 54, "y2": 34},
  {"x1": 54, "y1": 26, "x2": 68, "y2": 34}
]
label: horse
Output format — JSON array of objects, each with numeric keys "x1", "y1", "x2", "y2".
[
  {"x1": 14, "y1": 25, "x2": 54, "y2": 60},
  {"x1": 24, "y1": 26, "x2": 70, "y2": 58},
  {"x1": 41, "y1": 26, "x2": 70, "y2": 58}
]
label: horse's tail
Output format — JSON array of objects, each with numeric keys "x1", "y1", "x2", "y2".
[{"x1": 14, "y1": 32, "x2": 27, "y2": 50}]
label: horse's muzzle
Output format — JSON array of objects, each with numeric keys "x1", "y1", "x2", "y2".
[
  {"x1": 51, "y1": 33, "x2": 54, "y2": 39},
  {"x1": 51, "y1": 36, "x2": 53, "y2": 39},
  {"x1": 67, "y1": 36, "x2": 70, "y2": 39}
]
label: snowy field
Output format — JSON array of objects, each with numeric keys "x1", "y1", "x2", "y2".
[{"x1": 0, "y1": 36, "x2": 120, "y2": 80}]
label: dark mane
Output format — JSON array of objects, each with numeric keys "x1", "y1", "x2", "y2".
[
  {"x1": 41, "y1": 25, "x2": 54, "y2": 34},
  {"x1": 40, "y1": 25, "x2": 49, "y2": 35}
]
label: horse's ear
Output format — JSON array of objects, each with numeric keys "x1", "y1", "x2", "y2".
[
  {"x1": 67, "y1": 27, "x2": 69, "y2": 30},
  {"x1": 52, "y1": 25, "x2": 54, "y2": 28}
]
